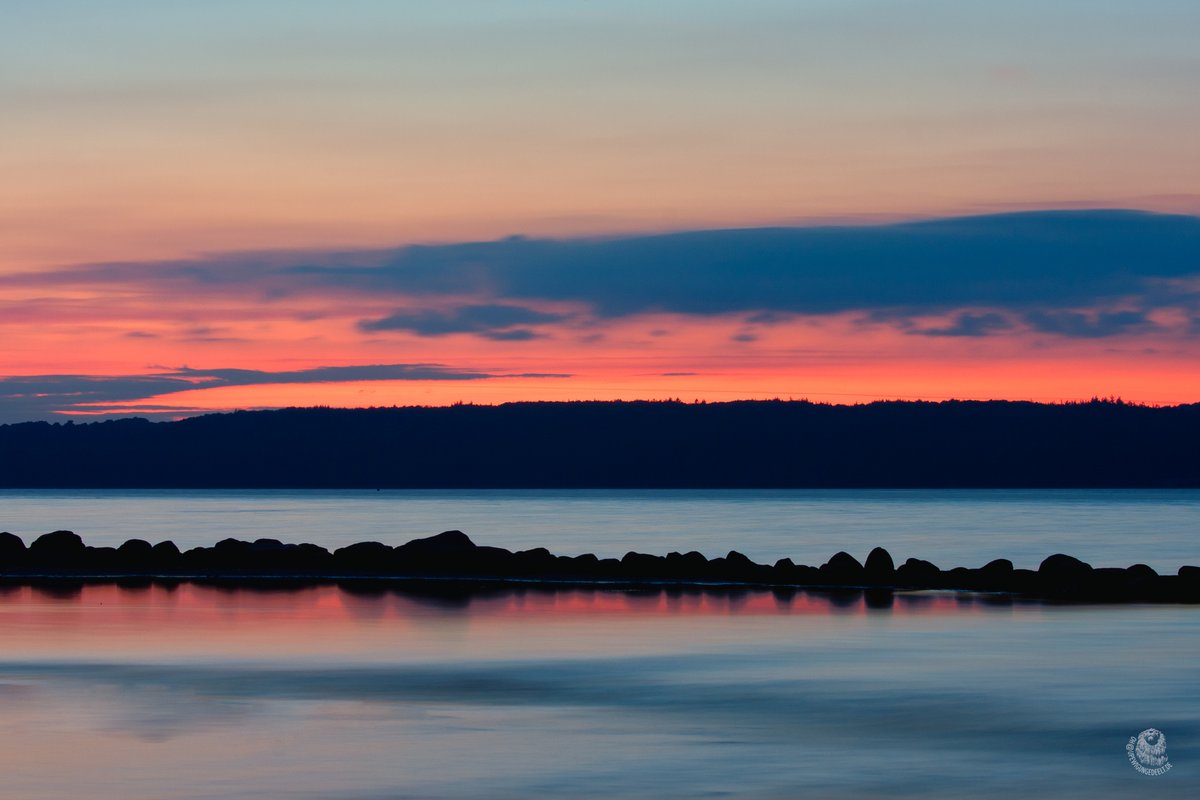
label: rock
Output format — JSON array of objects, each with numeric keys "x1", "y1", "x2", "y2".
[
  {"x1": 980, "y1": 558, "x2": 1014, "y2": 575},
  {"x1": 251, "y1": 538, "x2": 286, "y2": 551},
  {"x1": 85, "y1": 546, "x2": 120, "y2": 571},
  {"x1": 116, "y1": 539, "x2": 155, "y2": 572},
  {"x1": 151, "y1": 541, "x2": 182, "y2": 571},
  {"x1": 28, "y1": 530, "x2": 85, "y2": 568},
  {"x1": 895, "y1": 557, "x2": 940, "y2": 587},
  {"x1": 863, "y1": 547, "x2": 895, "y2": 584},
  {"x1": 333, "y1": 541, "x2": 393, "y2": 573},
  {"x1": 1175, "y1": 566, "x2": 1200, "y2": 601},
  {"x1": 394, "y1": 530, "x2": 477, "y2": 557},
  {"x1": 819, "y1": 551, "x2": 865, "y2": 586},
  {"x1": 942, "y1": 566, "x2": 974, "y2": 589},
  {"x1": 0, "y1": 528, "x2": 1192, "y2": 602},
  {"x1": 153, "y1": 540, "x2": 181, "y2": 556},
  {"x1": 1038, "y1": 553, "x2": 1093, "y2": 576},
  {"x1": 715, "y1": 550, "x2": 766, "y2": 582},
  {"x1": 1038, "y1": 554, "x2": 1095, "y2": 597},
  {"x1": 1009, "y1": 568, "x2": 1039, "y2": 593},
  {"x1": 620, "y1": 552, "x2": 665, "y2": 579},
  {"x1": 0, "y1": 532, "x2": 26, "y2": 569},
  {"x1": 977, "y1": 558, "x2": 1014, "y2": 590},
  {"x1": 0, "y1": 532, "x2": 25, "y2": 556},
  {"x1": 30, "y1": 530, "x2": 84, "y2": 555}
]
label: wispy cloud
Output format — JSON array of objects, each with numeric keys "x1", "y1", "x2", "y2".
[
  {"x1": 913, "y1": 312, "x2": 1014, "y2": 338},
  {"x1": 1022, "y1": 310, "x2": 1159, "y2": 338},
  {"x1": 0, "y1": 364, "x2": 571, "y2": 423},
  {"x1": 12, "y1": 211, "x2": 1200, "y2": 340},
  {"x1": 358, "y1": 303, "x2": 570, "y2": 339}
]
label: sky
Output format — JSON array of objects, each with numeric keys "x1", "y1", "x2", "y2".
[{"x1": 2, "y1": 0, "x2": 1200, "y2": 421}]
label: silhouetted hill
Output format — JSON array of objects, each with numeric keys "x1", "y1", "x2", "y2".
[{"x1": 1, "y1": 399, "x2": 1198, "y2": 487}]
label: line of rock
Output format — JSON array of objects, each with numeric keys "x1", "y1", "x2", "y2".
[{"x1": 0, "y1": 530, "x2": 1197, "y2": 602}]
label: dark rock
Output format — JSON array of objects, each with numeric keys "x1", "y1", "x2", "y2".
[
  {"x1": 714, "y1": 550, "x2": 767, "y2": 582},
  {"x1": 28, "y1": 531, "x2": 86, "y2": 569},
  {"x1": 118, "y1": 538, "x2": 154, "y2": 556},
  {"x1": 819, "y1": 551, "x2": 865, "y2": 586},
  {"x1": 977, "y1": 558, "x2": 1014, "y2": 590},
  {"x1": 30, "y1": 530, "x2": 84, "y2": 555},
  {"x1": 152, "y1": 540, "x2": 181, "y2": 557},
  {"x1": 179, "y1": 546, "x2": 216, "y2": 572},
  {"x1": 594, "y1": 557, "x2": 623, "y2": 578},
  {"x1": 1009, "y1": 568, "x2": 1039, "y2": 593},
  {"x1": 511, "y1": 547, "x2": 557, "y2": 577},
  {"x1": 942, "y1": 567, "x2": 974, "y2": 589},
  {"x1": 620, "y1": 552, "x2": 665, "y2": 580},
  {"x1": 863, "y1": 547, "x2": 895, "y2": 585},
  {"x1": 394, "y1": 530, "x2": 477, "y2": 558},
  {"x1": 117, "y1": 539, "x2": 156, "y2": 572},
  {"x1": 85, "y1": 546, "x2": 120, "y2": 571},
  {"x1": 1039, "y1": 553, "x2": 1093, "y2": 576},
  {"x1": 665, "y1": 551, "x2": 710, "y2": 579},
  {"x1": 151, "y1": 541, "x2": 182, "y2": 571},
  {"x1": 1172, "y1": 568, "x2": 1199, "y2": 601},
  {"x1": 0, "y1": 532, "x2": 26, "y2": 569},
  {"x1": 213, "y1": 538, "x2": 252, "y2": 561},
  {"x1": 0, "y1": 532, "x2": 25, "y2": 556},
  {"x1": 0, "y1": 528, "x2": 1192, "y2": 602},
  {"x1": 1038, "y1": 553, "x2": 1094, "y2": 596},
  {"x1": 333, "y1": 541, "x2": 393, "y2": 574},
  {"x1": 1090, "y1": 567, "x2": 1130, "y2": 598},
  {"x1": 895, "y1": 558, "x2": 940, "y2": 587},
  {"x1": 390, "y1": 531, "x2": 480, "y2": 575},
  {"x1": 564, "y1": 552, "x2": 600, "y2": 579},
  {"x1": 771, "y1": 557, "x2": 801, "y2": 583},
  {"x1": 980, "y1": 558, "x2": 1014, "y2": 575},
  {"x1": 289, "y1": 542, "x2": 333, "y2": 572}
]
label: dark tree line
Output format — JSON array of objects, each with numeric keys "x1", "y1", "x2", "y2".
[{"x1": 0, "y1": 399, "x2": 1197, "y2": 487}]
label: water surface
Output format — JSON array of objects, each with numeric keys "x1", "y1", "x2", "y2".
[
  {"x1": 0, "y1": 583, "x2": 1193, "y2": 799},
  {"x1": 1, "y1": 488, "x2": 1197, "y2": 569}
]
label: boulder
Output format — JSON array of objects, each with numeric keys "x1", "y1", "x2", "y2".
[
  {"x1": 863, "y1": 547, "x2": 895, "y2": 585},
  {"x1": 332, "y1": 541, "x2": 394, "y2": 573},
  {"x1": 0, "y1": 532, "x2": 26, "y2": 568},
  {"x1": 895, "y1": 557, "x2": 940, "y2": 587},
  {"x1": 29, "y1": 530, "x2": 85, "y2": 568},
  {"x1": 1038, "y1": 553, "x2": 1094, "y2": 596},
  {"x1": 117, "y1": 539, "x2": 156, "y2": 572},
  {"x1": 977, "y1": 558, "x2": 1014, "y2": 590},
  {"x1": 818, "y1": 551, "x2": 865, "y2": 586}
]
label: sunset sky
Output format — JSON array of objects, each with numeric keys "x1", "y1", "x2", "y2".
[{"x1": 3, "y1": 0, "x2": 1200, "y2": 421}]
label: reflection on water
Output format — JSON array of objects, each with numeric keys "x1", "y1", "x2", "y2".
[{"x1": 0, "y1": 584, "x2": 1195, "y2": 798}]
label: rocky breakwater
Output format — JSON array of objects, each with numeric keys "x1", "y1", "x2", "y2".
[{"x1": 0, "y1": 529, "x2": 1196, "y2": 602}]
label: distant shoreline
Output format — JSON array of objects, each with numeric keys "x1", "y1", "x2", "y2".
[
  {"x1": 4, "y1": 399, "x2": 1200, "y2": 488},
  {"x1": 3, "y1": 529, "x2": 1196, "y2": 604}
]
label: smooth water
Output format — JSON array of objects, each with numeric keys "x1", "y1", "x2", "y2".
[
  {"x1": 0, "y1": 488, "x2": 1196, "y2": 570},
  {"x1": 0, "y1": 584, "x2": 1194, "y2": 799},
  {"x1": 0, "y1": 490, "x2": 1195, "y2": 797}
]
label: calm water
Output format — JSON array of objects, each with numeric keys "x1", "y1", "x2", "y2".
[
  {"x1": 0, "y1": 584, "x2": 1194, "y2": 799},
  {"x1": 0, "y1": 490, "x2": 1195, "y2": 797},
  {"x1": 0, "y1": 488, "x2": 1197, "y2": 570}
]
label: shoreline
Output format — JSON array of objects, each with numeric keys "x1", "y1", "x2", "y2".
[{"x1": 1, "y1": 529, "x2": 1196, "y2": 603}]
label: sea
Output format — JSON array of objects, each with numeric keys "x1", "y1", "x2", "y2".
[{"x1": 0, "y1": 489, "x2": 1195, "y2": 798}]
